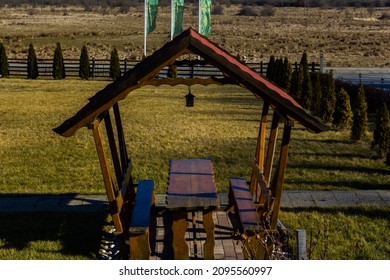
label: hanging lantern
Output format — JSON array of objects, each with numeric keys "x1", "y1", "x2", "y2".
[{"x1": 185, "y1": 87, "x2": 195, "y2": 107}]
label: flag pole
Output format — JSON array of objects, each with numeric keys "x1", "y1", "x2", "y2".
[
  {"x1": 144, "y1": 0, "x2": 147, "y2": 57},
  {"x1": 199, "y1": 0, "x2": 201, "y2": 33},
  {"x1": 171, "y1": 0, "x2": 174, "y2": 40}
]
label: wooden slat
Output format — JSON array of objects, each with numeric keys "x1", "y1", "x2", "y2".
[
  {"x1": 113, "y1": 103, "x2": 128, "y2": 172},
  {"x1": 90, "y1": 120, "x2": 123, "y2": 234},
  {"x1": 169, "y1": 158, "x2": 213, "y2": 174},
  {"x1": 264, "y1": 112, "x2": 280, "y2": 185},
  {"x1": 250, "y1": 102, "x2": 269, "y2": 195},
  {"x1": 104, "y1": 110, "x2": 122, "y2": 187},
  {"x1": 251, "y1": 159, "x2": 269, "y2": 206},
  {"x1": 116, "y1": 159, "x2": 134, "y2": 212},
  {"x1": 270, "y1": 124, "x2": 292, "y2": 229}
]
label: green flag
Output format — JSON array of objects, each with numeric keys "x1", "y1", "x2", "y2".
[
  {"x1": 173, "y1": 0, "x2": 184, "y2": 37},
  {"x1": 147, "y1": 0, "x2": 158, "y2": 34},
  {"x1": 200, "y1": 0, "x2": 211, "y2": 35}
]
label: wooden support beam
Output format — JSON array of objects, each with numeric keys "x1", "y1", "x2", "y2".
[
  {"x1": 264, "y1": 111, "x2": 280, "y2": 186},
  {"x1": 269, "y1": 123, "x2": 292, "y2": 229},
  {"x1": 250, "y1": 102, "x2": 269, "y2": 195},
  {"x1": 104, "y1": 111, "x2": 122, "y2": 188},
  {"x1": 251, "y1": 159, "x2": 269, "y2": 206},
  {"x1": 89, "y1": 120, "x2": 123, "y2": 234},
  {"x1": 113, "y1": 102, "x2": 129, "y2": 173}
]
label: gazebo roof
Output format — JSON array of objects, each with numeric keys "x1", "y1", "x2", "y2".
[{"x1": 54, "y1": 28, "x2": 328, "y2": 137}]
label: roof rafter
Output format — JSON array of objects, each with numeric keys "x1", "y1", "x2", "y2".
[{"x1": 54, "y1": 28, "x2": 328, "y2": 137}]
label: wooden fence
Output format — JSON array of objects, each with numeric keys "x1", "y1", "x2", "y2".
[{"x1": 6, "y1": 58, "x2": 321, "y2": 79}]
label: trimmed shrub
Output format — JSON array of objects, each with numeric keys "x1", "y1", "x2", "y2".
[
  {"x1": 351, "y1": 84, "x2": 369, "y2": 141},
  {"x1": 320, "y1": 70, "x2": 336, "y2": 123},
  {"x1": 299, "y1": 52, "x2": 313, "y2": 109},
  {"x1": 237, "y1": 6, "x2": 258, "y2": 16},
  {"x1": 266, "y1": 55, "x2": 275, "y2": 81},
  {"x1": 333, "y1": 88, "x2": 353, "y2": 129},
  {"x1": 167, "y1": 65, "x2": 178, "y2": 78},
  {"x1": 289, "y1": 68, "x2": 302, "y2": 101},
  {"x1": 79, "y1": 45, "x2": 90, "y2": 80},
  {"x1": 52, "y1": 42, "x2": 66, "y2": 79},
  {"x1": 310, "y1": 72, "x2": 322, "y2": 115},
  {"x1": 212, "y1": 5, "x2": 224, "y2": 15},
  {"x1": 27, "y1": 43, "x2": 39, "y2": 79},
  {"x1": 0, "y1": 42, "x2": 9, "y2": 77},
  {"x1": 109, "y1": 47, "x2": 121, "y2": 81},
  {"x1": 260, "y1": 5, "x2": 276, "y2": 17},
  {"x1": 372, "y1": 103, "x2": 390, "y2": 158}
]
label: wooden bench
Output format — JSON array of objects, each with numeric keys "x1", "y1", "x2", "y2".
[
  {"x1": 103, "y1": 158, "x2": 155, "y2": 259},
  {"x1": 128, "y1": 179, "x2": 155, "y2": 260},
  {"x1": 228, "y1": 177, "x2": 262, "y2": 234},
  {"x1": 229, "y1": 177, "x2": 266, "y2": 259}
]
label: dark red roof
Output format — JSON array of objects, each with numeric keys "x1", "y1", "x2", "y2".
[{"x1": 54, "y1": 28, "x2": 328, "y2": 137}]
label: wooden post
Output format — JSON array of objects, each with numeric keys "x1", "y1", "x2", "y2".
[
  {"x1": 269, "y1": 123, "x2": 292, "y2": 229},
  {"x1": 250, "y1": 102, "x2": 269, "y2": 196},
  {"x1": 89, "y1": 120, "x2": 123, "y2": 234},
  {"x1": 113, "y1": 102, "x2": 129, "y2": 173},
  {"x1": 296, "y1": 229, "x2": 307, "y2": 260},
  {"x1": 264, "y1": 111, "x2": 280, "y2": 186},
  {"x1": 104, "y1": 110, "x2": 123, "y2": 187}
]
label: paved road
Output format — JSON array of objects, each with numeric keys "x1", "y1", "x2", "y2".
[
  {"x1": 0, "y1": 190, "x2": 389, "y2": 212},
  {"x1": 324, "y1": 67, "x2": 390, "y2": 90}
]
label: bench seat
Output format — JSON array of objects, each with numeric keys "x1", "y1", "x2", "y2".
[
  {"x1": 229, "y1": 177, "x2": 262, "y2": 234},
  {"x1": 128, "y1": 179, "x2": 155, "y2": 260}
]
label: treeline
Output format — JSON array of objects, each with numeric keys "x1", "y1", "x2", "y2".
[
  {"x1": 1, "y1": 0, "x2": 390, "y2": 8},
  {"x1": 265, "y1": 52, "x2": 390, "y2": 164},
  {"x1": 0, "y1": 42, "x2": 121, "y2": 80}
]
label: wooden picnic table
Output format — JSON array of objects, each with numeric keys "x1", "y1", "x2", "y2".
[{"x1": 166, "y1": 158, "x2": 219, "y2": 259}]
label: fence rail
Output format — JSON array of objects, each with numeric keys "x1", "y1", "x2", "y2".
[
  {"x1": 5, "y1": 58, "x2": 390, "y2": 90},
  {"x1": 6, "y1": 58, "x2": 320, "y2": 78}
]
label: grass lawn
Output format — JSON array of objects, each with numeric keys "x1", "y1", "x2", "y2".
[
  {"x1": 0, "y1": 78, "x2": 388, "y2": 194},
  {"x1": 281, "y1": 206, "x2": 390, "y2": 260},
  {"x1": 0, "y1": 77, "x2": 389, "y2": 259}
]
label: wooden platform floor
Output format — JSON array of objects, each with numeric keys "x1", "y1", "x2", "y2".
[{"x1": 149, "y1": 210, "x2": 246, "y2": 260}]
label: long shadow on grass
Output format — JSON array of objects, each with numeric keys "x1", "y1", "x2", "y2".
[
  {"x1": 282, "y1": 206, "x2": 390, "y2": 224},
  {"x1": 285, "y1": 178, "x2": 390, "y2": 190},
  {"x1": 0, "y1": 195, "x2": 107, "y2": 259},
  {"x1": 288, "y1": 163, "x2": 390, "y2": 176}
]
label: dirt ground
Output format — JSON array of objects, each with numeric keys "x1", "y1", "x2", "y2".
[{"x1": 0, "y1": 4, "x2": 389, "y2": 67}]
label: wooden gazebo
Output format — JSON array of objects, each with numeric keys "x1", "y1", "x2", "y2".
[{"x1": 54, "y1": 28, "x2": 328, "y2": 260}]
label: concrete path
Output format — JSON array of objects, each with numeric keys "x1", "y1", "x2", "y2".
[{"x1": 0, "y1": 190, "x2": 389, "y2": 212}]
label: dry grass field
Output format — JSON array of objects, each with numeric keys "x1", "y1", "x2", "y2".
[{"x1": 0, "y1": 4, "x2": 389, "y2": 67}]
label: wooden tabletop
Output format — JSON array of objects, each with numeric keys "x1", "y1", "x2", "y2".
[{"x1": 166, "y1": 159, "x2": 218, "y2": 210}]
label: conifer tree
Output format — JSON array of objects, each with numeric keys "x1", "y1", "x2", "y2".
[
  {"x1": 372, "y1": 103, "x2": 390, "y2": 158},
  {"x1": 27, "y1": 43, "x2": 39, "y2": 79},
  {"x1": 351, "y1": 84, "x2": 368, "y2": 141},
  {"x1": 282, "y1": 57, "x2": 292, "y2": 90},
  {"x1": 333, "y1": 88, "x2": 353, "y2": 129},
  {"x1": 299, "y1": 52, "x2": 313, "y2": 109},
  {"x1": 289, "y1": 67, "x2": 303, "y2": 102},
  {"x1": 52, "y1": 42, "x2": 66, "y2": 79},
  {"x1": 167, "y1": 65, "x2": 178, "y2": 78},
  {"x1": 109, "y1": 47, "x2": 121, "y2": 80},
  {"x1": 310, "y1": 72, "x2": 322, "y2": 115},
  {"x1": 0, "y1": 42, "x2": 9, "y2": 77},
  {"x1": 320, "y1": 70, "x2": 336, "y2": 123},
  {"x1": 79, "y1": 45, "x2": 90, "y2": 79},
  {"x1": 266, "y1": 55, "x2": 275, "y2": 81}
]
